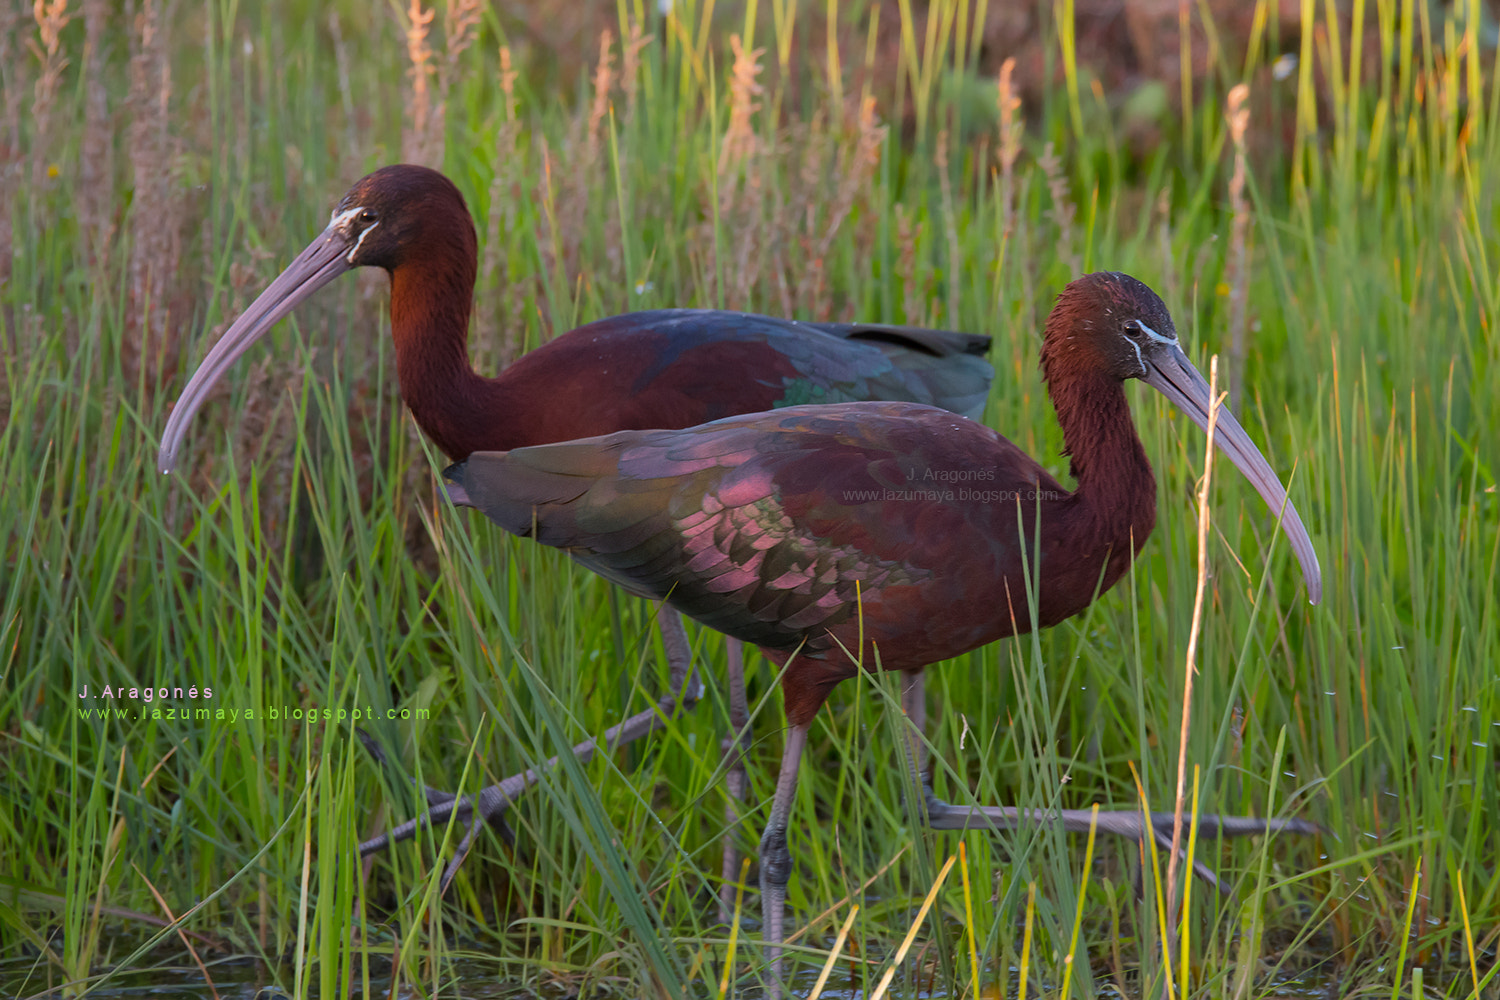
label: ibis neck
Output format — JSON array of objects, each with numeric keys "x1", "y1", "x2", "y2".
[
  {"x1": 1052, "y1": 369, "x2": 1158, "y2": 556},
  {"x1": 388, "y1": 259, "x2": 511, "y2": 460}
]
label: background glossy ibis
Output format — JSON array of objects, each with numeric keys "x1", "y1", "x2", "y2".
[
  {"x1": 156, "y1": 163, "x2": 995, "y2": 906},
  {"x1": 444, "y1": 271, "x2": 1323, "y2": 987}
]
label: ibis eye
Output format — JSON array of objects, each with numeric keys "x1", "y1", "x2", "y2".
[{"x1": 359, "y1": 208, "x2": 378, "y2": 224}]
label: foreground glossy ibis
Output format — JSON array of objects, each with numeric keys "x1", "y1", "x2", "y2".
[
  {"x1": 156, "y1": 163, "x2": 995, "y2": 905},
  {"x1": 444, "y1": 271, "x2": 1322, "y2": 986}
]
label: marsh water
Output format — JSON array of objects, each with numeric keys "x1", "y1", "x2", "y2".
[{"x1": 1, "y1": 952, "x2": 1369, "y2": 1000}]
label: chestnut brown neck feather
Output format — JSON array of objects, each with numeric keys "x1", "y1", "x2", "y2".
[
  {"x1": 387, "y1": 237, "x2": 514, "y2": 459},
  {"x1": 1042, "y1": 312, "x2": 1158, "y2": 557}
]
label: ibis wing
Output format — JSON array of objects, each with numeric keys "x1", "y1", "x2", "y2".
[
  {"x1": 450, "y1": 413, "x2": 866, "y2": 649},
  {"x1": 806, "y1": 321, "x2": 991, "y2": 358},
  {"x1": 558, "y1": 311, "x2": 995, "y2": 424},
  {"x1": 753, "y1": 317, "x2": 994, "y2": 419},
  {"x1": 448, "y1": 401, "x2": 1047, "y2": 656}
]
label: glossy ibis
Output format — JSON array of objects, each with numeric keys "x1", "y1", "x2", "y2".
[
  {"x1": 156, "y1": 163, "x2": 995, "y2": 905},
  {"x1": 444, "y1": 271, "x2": 1322, "y2": 985}
]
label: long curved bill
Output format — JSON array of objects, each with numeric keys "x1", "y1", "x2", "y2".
[
  {"x1": 157, "y1": 225, "x2": 357, "y2": 474},
  {"x1": 1142, "y1": 343, "x2": 1323, "y2": 605}
]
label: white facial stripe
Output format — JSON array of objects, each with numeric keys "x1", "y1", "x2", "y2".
[
  {"x1": 328, "y1": 205, "x2": 363, "y2": 229},
  {"x1": 347, "y1": 219, "x2": 378, "y2": 262},
  {"x1": 1135, "y1": 320, "x2": 1176, "y2": 345},
  {"x1": 326, "y1": 205, "x2": 377, "y2": 263},
  {"x1": 1125, "y1": 336, "x2": 1146, "y2": 374}
]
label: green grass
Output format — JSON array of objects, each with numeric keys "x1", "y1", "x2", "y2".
[{"x1": 2, "y1": 0, "x2": 1497, "y2": 996}]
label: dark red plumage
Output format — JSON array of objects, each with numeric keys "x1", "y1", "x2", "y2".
[
  {"x1": 156, "y1": 163, "x2": 998, "y2": 921},
  {"x1": 157, "y1": 164, "x2": 1321, "y2": 990},
  {"x1": 449, "y1": 274, "x2": 1320, "y2": 723},
  {"x1": 159, "y1": 164, "x2": 993, "y2": 470},
  {"x1": 446, "y1": 271, "x2": 1323, "y2": 984}
]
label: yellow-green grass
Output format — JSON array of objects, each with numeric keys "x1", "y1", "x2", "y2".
[{"x1": 2, "y1": 0, "x2": 1496, "y2": 996}]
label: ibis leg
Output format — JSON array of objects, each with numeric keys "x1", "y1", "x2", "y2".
[
  {"x1": 907, "y1": 695, "x2": 1317, "y2": 891},
  {"x1": 919, "y1": 793, "x2": 1316, "y2": 890},
  {"x1": 720, "y1": 638, "x2": 751, "y2": 923},
  {"x1": 760, "y1": 720, "x2": 809, "y2": 995},
  {"x1": 901, "y1": 669, "x2": 928, "y2": 781},
  {"x1": 360, "y1": 605, "x2": 706, "y2": 890}
]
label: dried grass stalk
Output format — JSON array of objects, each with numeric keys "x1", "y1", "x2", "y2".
[
  {"x1": 1165, "y1": 354, "x2": 1224, "y2": 963},
  {"x1": 401, "y1": 0, "x2": 436, "y2": 164},
  {"x1": 480, "y1": 45, "x2": 525, "y2": 366},
  {"x1": 441, "y1": 0, "x2": 483, "y2": 85},
  {"x1": 0, "y1": 4, "x2": 31, "y2": 290},
  {"x1": 535, "y1": 136, "x2": 563, "y2": 336},
  {"x1": 80, "y1": 0, "x2": 113, "y2": 263},
  {"x1": 1224, "y1": 82, "x2": 1251, "y2": 407},
  {"x1": 796, "y1": 94, "x2": 885, "y2": 315},
  {"x1": 709, "y1": 33, "x2": 773, "y2": 311},
  {"x1": 996, "y1": 56, "x2": 1022, "y2": 242},
  {"x1": 586, "y1": 28, "x2": 615, "y2": 161},
  {"x1": 719, "y1": 33, "x2": 764, "y2": 176},
  {"x1": 498, "y1": 43, "x2": 518, "y2": 120},
  {"x1": 28, "y1": 0, "x2": 72, "y2": 193},
  {"x1": 419, "y1": 0, "x2": 484, "y2": 167},
  {"x1": 621, "y1": 18, "x2": 653, "y2": 121},
  {"x1": 936, "y1": 129, "x2": 960, "y2": 326},
  {"x1": 126, "y1": 0, "x2": 181, "y2": 386},
  {"x1": 1038, "y1": 140, "x2": 1077, "y2": 274},
  {"x1": 895, "y1": 203, "x2": 925, "y2": 325}
]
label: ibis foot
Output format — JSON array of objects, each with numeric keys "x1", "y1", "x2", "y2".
[
  {"x1": 357, "y1": 683, "x2": 695, "y2": 887},
  {"x1": 919, "y1": 788, "x2": 1318, "y2": 893},
  {"x1": 897, "y1": 670, "x2": 1315, "y2": 893},
  {"x1": 756, "y1": 721, "x2": 810, "y2": 1000},
  {"x1": 356, "y1": 727, "x2": 519, "y2": 848},
  {"x1": 359, "y1": 608, "x2": 707, "y2": 891}
]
